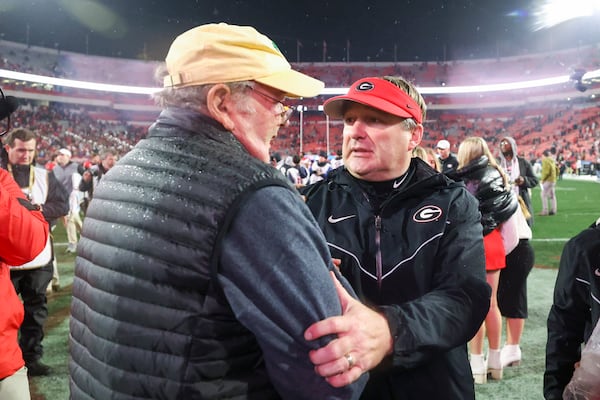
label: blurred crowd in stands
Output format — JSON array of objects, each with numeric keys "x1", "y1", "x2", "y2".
[
  {"x1": 3, "y1": 38, "x2": 600, "y2": 88},
  {"x1": 8, "y1": 102, "x2": 145, "y2": 167},
  {"x1": 1, "y1": 39, "x2": 599, "y2": 174}
]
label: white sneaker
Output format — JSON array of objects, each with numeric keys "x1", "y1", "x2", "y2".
[
  {"x1": 470, "y1": 354, "x2": 487, "y2": 384},
  {"x1": 487, "y1": 349, "x2": 503, "y2": 380},
  {"x1": 501, "y1": 344, "x2": 522, "y2": 367}
]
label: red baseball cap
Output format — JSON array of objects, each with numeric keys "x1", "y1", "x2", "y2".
[{"x1": 323, "y1": 77, "x2": 423, "y2": 124}]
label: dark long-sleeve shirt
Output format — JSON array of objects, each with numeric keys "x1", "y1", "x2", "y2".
[
  {"x1": 544, "y1": 220, "x2": 600, "y2": 399},
  {"x1": 220, "y1": 186, "x2": 367, "y2": 399}
]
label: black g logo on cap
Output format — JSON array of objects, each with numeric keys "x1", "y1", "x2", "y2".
[{"x1": 356, "y1": 81, "x2": 374, "y2": 91}]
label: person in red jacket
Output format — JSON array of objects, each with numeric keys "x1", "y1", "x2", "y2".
[{"x1": 0, "y1": 167, "x2": 48, "y2": 399}]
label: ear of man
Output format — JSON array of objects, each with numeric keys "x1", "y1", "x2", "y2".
[
  {"x1": 205, "y1": 84, "x2": 236, "y2": 131},
  {"x1": 407, "y1": 124, "x2": 424, "y2": 152}
]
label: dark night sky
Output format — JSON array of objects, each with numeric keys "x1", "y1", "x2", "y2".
[{"x1": 1, "y1": 0, "x2": 599, "y2": 63}]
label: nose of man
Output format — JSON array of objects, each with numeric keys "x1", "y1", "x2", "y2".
[{"x1": 345, "y1": 121, "x2": 368, "y2": 140}]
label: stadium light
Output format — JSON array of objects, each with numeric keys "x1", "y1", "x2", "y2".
[
  {"x1": 0, "y1": 69, "x2": 159, "y2": 95},
  {"x1": 0, "y1": 68, "x2": 599, "y2": 96},
  {"x1": 532, "y1": 0, "x2": 600, "y2": 31},
  {"x1": 319, "y1": 74, "x2": 591, "y2": 95}
]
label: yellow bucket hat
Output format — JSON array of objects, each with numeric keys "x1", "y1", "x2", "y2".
[{"x1": 163, "y1": 23, "x2": 324, "y2": 98}]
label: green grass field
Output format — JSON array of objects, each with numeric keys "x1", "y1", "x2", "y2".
[{"x1": 30, "y1": 177, "x2": 600, "y2": 399}]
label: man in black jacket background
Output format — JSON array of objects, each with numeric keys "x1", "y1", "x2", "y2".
[
  {"x1": 436, "y1": 139, "x2": 459, "y2": 174},
  {"x1": 544, "y1": 218, "x2": 600, "y2": 399}
]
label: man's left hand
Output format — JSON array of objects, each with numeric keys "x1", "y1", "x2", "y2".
[{"x1": 304, "y1": 271, "x2": 393, "y2": 387}]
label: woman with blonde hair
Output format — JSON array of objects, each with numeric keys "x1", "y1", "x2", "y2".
[
  {"x1": 449, "y1": 137, "x2": 518, "y2": 384},
  {"x1": 412, "y1": 145, "x2": 441, "y2": 172}
]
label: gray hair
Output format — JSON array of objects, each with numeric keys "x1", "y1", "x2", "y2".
[
  {"x1": 152, "y1": 63, "x2": 254, "y2": 112},
  {"x1": 402, "y1": 118, "x2": 419, "y2": 131}
]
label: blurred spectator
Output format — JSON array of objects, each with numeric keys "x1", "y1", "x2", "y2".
[
  {"x1": 283, "y1": 154, "x2": 308, "y2": 188},
  {"x1": 309, "y1": 150, "x2": 331, "y2": 183},
  {"x1": 449, "y1": 136, "x2": 518, "y2": 384},
  {"x1": 53, "y1": 148, "x2": 83, "y2": 255},
  {"x1": 496, "y1": 136, "x2": 539, "y2": 369},
  {"x1": 3, "y1": 128, "x2": 68, "y2": 376},
  {"x1": 497, "y1": 136, "x2": 539, "y2": 224},
  {"x1": 78, "y1": 149, "x2": 116, "y2": 215},
  {"x1": 413, "y1": 145, "x2": 441, "y2": 171},
  {"x1": 540, "y1": 149, "x2": 558, "y2": 216},
  {"x1": 436, "y1": 139, "x2": 458, "y2": 174},
  {"x1": 44, "y1": 153, "x2": 57, "y2": 171},
  {"x1": 270, "y1": 151, "x2": 282, "y2": 169},
  {"x1": 330, "y1": 149, "x2": 344, "y2": 169},
  {"x1": 544, "y1": 217, "x2": 600, "y2": 399}
]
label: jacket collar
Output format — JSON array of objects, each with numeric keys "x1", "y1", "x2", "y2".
[
  {"x1": 151, "y1": 107, "x2": 227, "y2": 136},
  {"x1": 451, "y1": 155, "x2": 488, "y2": 180},
  {"x1": 332, "y1": 159, "x2": 452, "y2": 211}
]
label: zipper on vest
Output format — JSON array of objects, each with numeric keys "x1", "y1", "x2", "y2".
[{"x1": 375, "y1": 215, "x2": 383, "y2": 289}]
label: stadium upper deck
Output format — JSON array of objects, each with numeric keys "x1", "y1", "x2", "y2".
[{"x1": 0, "y1": 39, "x2": 598, "y2": 165}]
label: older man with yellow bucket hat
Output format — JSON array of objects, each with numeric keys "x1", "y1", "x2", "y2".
[{"x1": 69, "y1": 23, "x2": 367, "y2": 399}]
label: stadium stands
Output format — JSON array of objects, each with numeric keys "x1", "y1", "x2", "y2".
[{"x1": 0, "y1": 39, "x2": 598, "y2": 169}]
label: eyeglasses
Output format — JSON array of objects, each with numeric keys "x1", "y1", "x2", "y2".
[{"x1": 246, "y1": 85, "x2": 293, "y2": 123}]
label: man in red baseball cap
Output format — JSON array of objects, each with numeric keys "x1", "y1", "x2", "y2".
[{"x1": 302, "y1": 76, "x2": 490, "y2": 399}]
